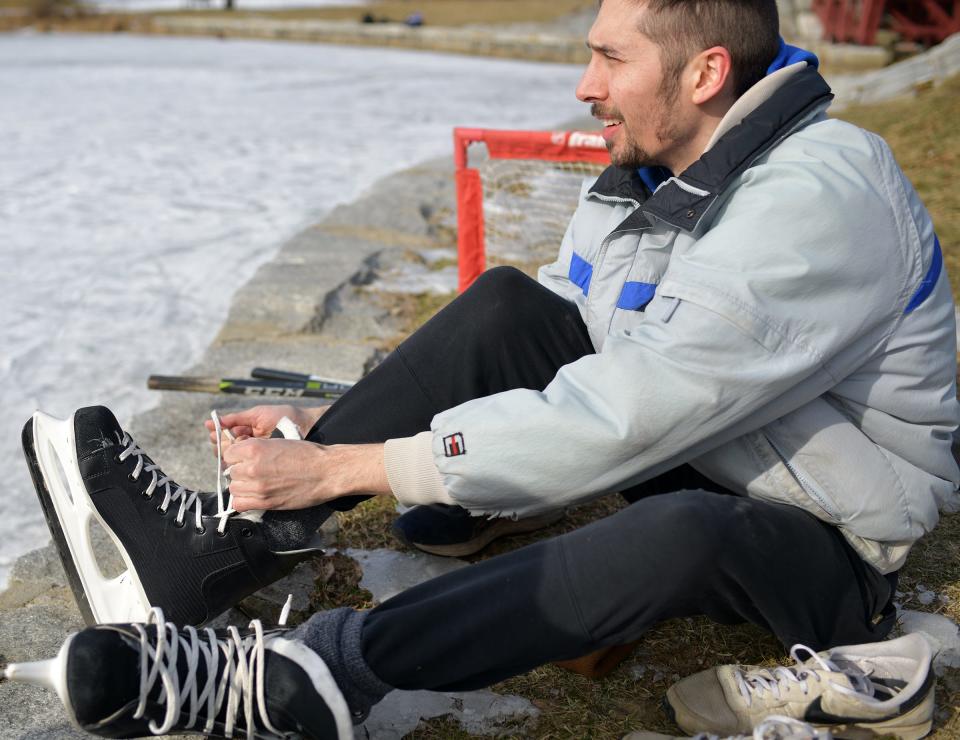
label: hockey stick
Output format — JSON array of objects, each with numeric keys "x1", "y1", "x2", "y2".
[
  {"x1": 147, "y1": 375, "x2": 346, "y2": 400},
  {"x1": 250, "y1": 367, "x2": 354, "y2": 394}
]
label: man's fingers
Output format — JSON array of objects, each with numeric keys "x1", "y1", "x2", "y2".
[
  {"x1": 226, "y1": 477, "x2": 260, "y2": 495},
  {"x1": 222, "y1": 457, "x2": 255, "y2": 479},
  {"x1": 232, "y1": 496, "x2": 282, "y2": 512},
  {"x1": 230, "y1": 494, "x2": 267, "y2": 512},
  {"x1": 221, "y1": 424, "x2": 255, "y2": 438},
  {"x1": 206, "y1": 414, "x2": 244, "y2": 432},
  {"x1": 216, "y1": 411, "x2": 253, "y2": 426},
  {"x1": 209, "y1": 412, "x2": 260, "y2": 435},
  {"x1": 221, "y1": 437, "x2": 260, "y2": 465},
  {"x1": 232, "y1": 493, "x2": 296, "y2": 512},
  {"x1": 208, "y1": 427, "x2": 252, "y2": 452},
  {"x1": 228, "y1": 481, "x2": 275, "y2": 505}
]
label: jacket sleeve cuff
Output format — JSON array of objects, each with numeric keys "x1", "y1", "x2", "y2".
[{"x1": 384, "y1": 432, "x2": 455, "y2": 507}]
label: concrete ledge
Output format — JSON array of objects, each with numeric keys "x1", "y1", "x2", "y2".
[
  {"x1": 807, "y1": 39, "x2": 892, "y2": 71},
  {"x1": 150, "y1": 16, "x2": 592, "y2": 63},
  {"x1": 146, "y1": 16, "x2": 902, "y2": 71}
]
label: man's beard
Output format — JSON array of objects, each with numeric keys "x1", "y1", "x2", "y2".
[
  {"x1": 609, "y1": 134, "x2": 656, "y2": 170},
  {"x1": 594, "y1": 76, "x2": 681, "y2": 170}
]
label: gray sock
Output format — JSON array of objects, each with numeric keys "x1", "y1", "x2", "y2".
[
  {"x1": 261, "y1": 504, "x2": 333, "y2": 551},
  {"x1": 291, "y1": 607, "x2": 393, "y2": 722}
]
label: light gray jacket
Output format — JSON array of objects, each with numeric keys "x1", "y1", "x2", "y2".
[{"x1": 429, "y1": 64, "x2": 959, "y2": 573}]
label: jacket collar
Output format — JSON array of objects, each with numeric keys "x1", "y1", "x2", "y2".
[
  {"x1": 588, "y1": 65, "x2": 833, "y2": 233},
  {"x1": 588, "y1": 166, "x2": 652, "y2": 204}
]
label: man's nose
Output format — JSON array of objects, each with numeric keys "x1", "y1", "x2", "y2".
[{"x1": 576, "y1": 57, "x2": 606, "y2": 103}]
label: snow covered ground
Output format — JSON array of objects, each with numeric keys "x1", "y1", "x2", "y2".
[{"x1": 0, "y1": 32, "x2": 586, "y2": 589}]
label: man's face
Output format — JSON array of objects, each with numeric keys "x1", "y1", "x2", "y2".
[{"x1": 577, "y1": 0, "x2": 686, "y2": 170}]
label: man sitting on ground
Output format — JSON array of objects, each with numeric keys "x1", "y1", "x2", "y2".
[{"x1": 9, "y1": 0, "x2": 957, "y2": 737}]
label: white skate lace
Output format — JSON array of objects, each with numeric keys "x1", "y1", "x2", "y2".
[
  {"x1": 116, "y1": 411, "x2": 236, "y2": 535},
  {"x1": 693, "y1": 714, "x2": 830, "y2": 739},
  {"x1": 133, "y1": 600, "x2": 293, "y2": 737},
  {"x1": 733, "y1": 644, "x2": 874, "y2": 707}
]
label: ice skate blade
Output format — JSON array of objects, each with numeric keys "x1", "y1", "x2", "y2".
[{"x1": 26, "y1": 411, "x2": 152, "y2": 626}]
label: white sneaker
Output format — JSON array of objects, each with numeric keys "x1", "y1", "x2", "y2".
[
  {"x1": 665, "y1": 634, "x2": 934, "y2": 740},
  {"x1": 624, "y1": 715, "x2": 831, "y2": 740}
]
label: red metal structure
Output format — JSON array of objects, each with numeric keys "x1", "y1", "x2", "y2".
[
  {"x1": 889, "y1": 0, "x2": 960, "y2": 44},
  {"x1": 812, "y1": 0, "x2": 960, "y2": 46},
  {"x1": 453, "y1": 127, "x2": 609, "y2": 292}
]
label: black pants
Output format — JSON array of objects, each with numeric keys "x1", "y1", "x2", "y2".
[{"x1": 306, "y1": 267, "x2": 897, "y2": 691}]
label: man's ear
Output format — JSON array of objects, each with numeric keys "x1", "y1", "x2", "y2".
[{"x1": 688, "y1": 46, "x2": 734, "y2": 105}]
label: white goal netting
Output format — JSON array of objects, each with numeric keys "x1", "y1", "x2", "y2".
[{"x1": 478, "y1": 157, "x2": 608, "y2": 265}]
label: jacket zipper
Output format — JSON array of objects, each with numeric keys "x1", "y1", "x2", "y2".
[
  {"x1": 764, "y1": 434, "x2": 842, "y2": 520},
  {"x1": 585, "y1": 193, "x2": 642, "y2": 302}
]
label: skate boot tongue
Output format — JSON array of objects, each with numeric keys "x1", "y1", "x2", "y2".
[
  {"x1": 74, "y1": 406, "x2": 125, "y2": 458},
  {"x1": 66, "y1": 627, "x2": 141, "y2": 727}
]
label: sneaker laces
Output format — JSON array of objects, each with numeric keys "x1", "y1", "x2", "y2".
[
  {"x1": 733, "y1": 644, "x2": 875, "y2": 707},
  {"x1": 133, "y1": 599, "x2": 293, "y2": 737},
  {"x1": 117, "y1": 411, "x2": 236, "y2": 535},
  {"x1": 692, "y1": 715, "x2": 831, "y2": 740}
]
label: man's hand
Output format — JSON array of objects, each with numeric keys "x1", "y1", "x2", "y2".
[
  {"x1": 222, "y1": 439, "x2": 389, "y2": 511},
  {"x1": 203, "y1": 405, "x2": 329, "y2": 448}
]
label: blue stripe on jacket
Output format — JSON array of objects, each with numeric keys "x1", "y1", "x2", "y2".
[
  {"x1": 904, "y1": 235, "x2": 943, "y2": 315},
  {"x1": 569, "y1": 252, "x2": 593, "y2": 295},
  {"x1": 569, "y1": 253, "x2": 657, "y2": 310},
  {"x1": 617, "y1": 282, "x2": 657, "y2": 311}
]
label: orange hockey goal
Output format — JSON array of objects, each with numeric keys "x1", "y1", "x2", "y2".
[{"x1": 454, "y1": 127, "x2": 611, "y2": 292}]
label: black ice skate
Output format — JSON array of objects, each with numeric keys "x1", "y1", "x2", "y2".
[
  {"x1": 2, "y1": 607, "x2": 353, "y2": 739},
  {"x1": 22, "y1": 405, "x2": 324, "y2": 627}
]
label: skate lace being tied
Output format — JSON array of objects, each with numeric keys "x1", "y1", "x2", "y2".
[
  {"x1": 133, "y1": 603, "x2": 292, "y2": 737},
  {"x1": 116, "y1": 411, "x2": 236, "y2": 534},
  {"x1": 734, "y1": 644, "x2": 874, "y2": 707}
]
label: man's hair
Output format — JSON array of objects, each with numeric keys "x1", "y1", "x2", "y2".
[{"x1": 633, "y1": 0, "x2": 780, "y2": 98}]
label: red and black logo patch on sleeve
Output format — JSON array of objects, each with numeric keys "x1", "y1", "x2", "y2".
[{"x1": 443, "y1": 433, "x2": 466, "y2": 457}]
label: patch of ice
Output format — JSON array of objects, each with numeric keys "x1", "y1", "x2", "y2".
[
  {"x1": 340, "y1": 546, "x2": 538, "y2": 737},
  {"x1": 898, "y1": 609, "x2": 960, "y2": 674},
  {"x1": 344, "y1": 547, "x2": 468, "y2": 604},
  {"x1": 417, "y1": 247, "x2": 457, "y2": 265},
  {"x1": 361, "y1": 688, "x2": 539, "y2": 739},
  {"x1": 367, "y1": 262, "x2": 459, "y2": 295}
]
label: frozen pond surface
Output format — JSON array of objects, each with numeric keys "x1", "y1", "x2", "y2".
[{"x1": 0, "y1": 32, "x2": 586, "y2": 588}]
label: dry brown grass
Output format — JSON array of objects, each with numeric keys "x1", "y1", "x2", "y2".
[
  {"x1": 311, "y1": 551, "x2": 377, "y2": 611},
  {"x1": 1, "y1": 0, "x2": 593, "y2": 29},
  {"x1": 157, "y1": 0, "x2": 593, "y2": 27}
]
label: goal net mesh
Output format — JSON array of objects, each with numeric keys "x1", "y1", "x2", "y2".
[
  {"x1": 454, "y1": 128, "x2": 610, "y2": 291},
  {"x1": 479, "y1": 158, "x2": 608, "y2": 265}
]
